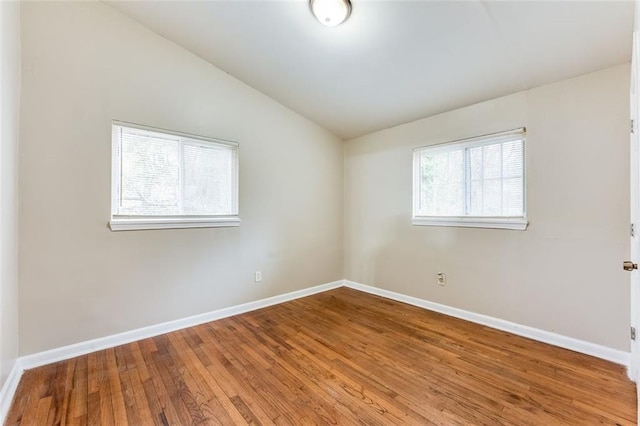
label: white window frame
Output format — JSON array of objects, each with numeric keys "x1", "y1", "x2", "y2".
[
  {"x1": 110, "y1": 121, "x2": 240, "y2": 231},
  {"x1": 412, "y1": 128, "x2": 528, "y2": 231}
]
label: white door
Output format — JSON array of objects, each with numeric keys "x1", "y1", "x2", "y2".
[{"x1": 629, "y1": 31, "x2": 640, "y2": 384}]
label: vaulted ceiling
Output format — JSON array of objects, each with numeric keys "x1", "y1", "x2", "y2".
[{"x1": 108, "y1": 1, "x2": 634, "y2": 140}]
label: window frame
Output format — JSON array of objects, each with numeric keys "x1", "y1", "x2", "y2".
[
  {"x1": 109, "y1": 121, "x2": 240, "y2": 231},
  {"x1": 412, "y1": 128, "x2": 528, "y2": 231}
]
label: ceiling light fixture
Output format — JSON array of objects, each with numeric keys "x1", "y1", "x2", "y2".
[{"x1": 309, "y1": 0, "x2": 352, "y2": 27}]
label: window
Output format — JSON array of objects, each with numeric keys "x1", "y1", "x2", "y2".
[
  {"x1": 110, "y1": 121, "x2": 239, "y2": 231},
  {"x1": 412, "y1": 128, "x2": 527, "y2": 230}
]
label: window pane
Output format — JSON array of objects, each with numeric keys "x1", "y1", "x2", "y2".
[
  {"x1": 503, "y1": 140, "x2": 523, "y2": 178},
  {"x1": 420, "y1": 176, "x2": 434, "y2": 215},
  {"x1": 469, "y1": 180, "x2": 483, "y2": 216},
  {"x1": 113, "y1": 124, "x2": 238, "y2": 219},
  {"x1": 119, "y1": 134, "x2": 180, "y2": 216},
  {"x1": 469, "y1": 146, "x2": 483, "y2": 181},
  {"x1": 448, "y1": 149, "x2": 464, "y2": 182},
  {"x1": 183, "y1": 143, "x2": 234, "y2": 215},
  {"x1": 447, "y1": 182, "x2": 464, "y2": 216},
  {"x1": 420, "y1": 149, "x2": 464, "y2": 216},
  {"x1": 432, "y1": 152, "x2": 449, "y2": 184},
  {"x1": 482, "y1": 143, "x2": 502, "y2": 179},
  {"x1": 482, "y1": 179, "x2": 501, "y2": 216},
  {"x1": 432, "y1": 183, "x2": 447, "y2": 216},
  {"x1": 413, "y1": 130, "x2": 525, "y2": 221},
  {"x1": 503, "y1": 177, "x2": 523, "y2": 216}
]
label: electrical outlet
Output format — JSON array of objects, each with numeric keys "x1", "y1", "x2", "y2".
[
  {"x1": 255, "y1": 271, "x2": 262, "y2": 283},
  {"x1": 437, "y1": 272, "x2": 446, "y2": 286}
]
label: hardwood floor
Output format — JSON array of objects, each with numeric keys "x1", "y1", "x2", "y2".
[{"x1": 5, "y1": 287, "x2": 637, "y2": 425}]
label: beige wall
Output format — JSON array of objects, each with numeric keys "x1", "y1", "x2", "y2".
[
  {"x1": 19, "y1": 2, "x2": 343, "y2": 355},
  {"x1": 344, "y1": 64, "x2": 631, "y2": 351},
  {"x1": 0, "y1": 0, "x2": 20, "y2": 385}
]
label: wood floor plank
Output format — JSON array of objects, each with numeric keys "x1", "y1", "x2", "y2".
[
  {"x1": 33, "y1": 396, "x2": 52, "y2": 425},
  {"x1": 105, "y1": 348, "x2": 127, "y2": 424},
  {"x1": 85, "y1": 391, "x2": 100, "y2": 426},
  {"x1": 5, "y1": 287, "x2": 636, "y2": 425},
  {"x1": 137, "y1": 339, "x2": 185, "y2": 425},
  {"x1": 163, "y1": 331, "x2": 229, "y2": 424},
  {"x1": 171, "y1": 330, "x2": 248, "y2": 424},
  {"x1": 66, "y1": 355, "x2": 87, "y2": 423},
  {"x1": 147, "y1": 337, "x2": 196, "y2": 423}
]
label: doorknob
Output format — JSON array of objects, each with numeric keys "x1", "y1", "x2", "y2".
[{"x1": 624, "y1": 261, "x2": 638, "y2": 271}]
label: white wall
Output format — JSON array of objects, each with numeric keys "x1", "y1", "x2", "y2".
[
  {"x1": 19, "y1": 2, "x2": 343, "y2": 355},
  {"x1": 16, "y1": 1, "x2": 632, "y2": 358},
  {"x1": 0, "y1": 0, "x2": 20, "y2": 386},
  {"x1": 345, "y1": 64, "x2": 631, "y2": 351}
]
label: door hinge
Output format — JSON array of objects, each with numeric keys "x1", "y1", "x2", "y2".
[
  {"x1": 632, "y1": 223, "x2": 636, "y2": 237},
  {"x1": 632, "y1": 327, "x2": 636, "y2": 341},
  {"x1": 632, "y1": 119, "x2": 635, "y2": 134}
]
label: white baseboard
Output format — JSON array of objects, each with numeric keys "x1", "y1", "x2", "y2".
[
  {"x1": 0, "y1": 280, "x2": 342, "y2": 425},
  {"x1": 16, "y1": 279, "x2": 632, "y2": 369},
  {"x1": 20, "y1": 280, "x2": 343, "y2": 371},
  {"x1": 344, "y1": 280, "x2": 630, "y2": 367},
  {"x1": 2, "y1": 278, "x2": 631, "y2": 426},
  {"x1": 0, "y1": 359, "x2": 24, "y2": 424}
]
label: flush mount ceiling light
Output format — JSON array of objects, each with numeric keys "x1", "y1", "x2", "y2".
[{"x1": 309, "y1": 0, "x2": 352, "y2": 27}]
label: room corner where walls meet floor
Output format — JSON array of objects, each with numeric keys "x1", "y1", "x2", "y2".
[{"x1": 0, "y1": 279, "x2": 633, "y2": 424}]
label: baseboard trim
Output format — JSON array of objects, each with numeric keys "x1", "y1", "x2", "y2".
[
  {"x1": 17, "y1": 279, "x2": 632, "y2": 369},
  {"x1": 20, "y1": 280, "x2": 343, "y2": 371},
  {"x1": 0, "y1": 359, "x2": 24, "y2": 424},
  {"x1": 3, "y1": 277, "x2": 631, "y2": 426},
  {"x1": 344, "y1": 280, "x2": 630, "y2": 367}
]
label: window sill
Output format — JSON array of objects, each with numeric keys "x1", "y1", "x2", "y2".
[
  {"x1": 411, "y1": 217, "x2": 528, "y2": 231},
  {"x1": 109, "y1": 216, "x2": 241, "y2": 231}
]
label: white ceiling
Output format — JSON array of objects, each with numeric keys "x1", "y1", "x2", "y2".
[{"x1": 107, "y1": 0, "x2": 634, "y2": 140}]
